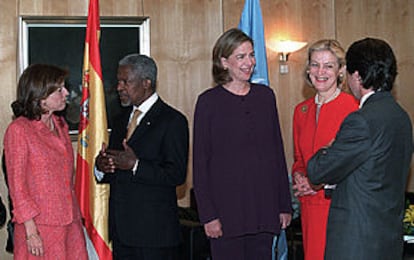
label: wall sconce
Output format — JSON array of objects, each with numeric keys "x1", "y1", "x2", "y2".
[{"x1": 271, "y1": 40, "x2": 307, "y2": 74}]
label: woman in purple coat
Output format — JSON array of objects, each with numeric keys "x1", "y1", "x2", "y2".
[{"x1": 193, "y1": 28, "x2": 292, "y2": 259}]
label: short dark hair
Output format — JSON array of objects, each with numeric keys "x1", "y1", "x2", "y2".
[
  {"x1": 119, "y1": 54, "x2": 158, "y2": 91},
  {"x1": 11, "y1": 64, "x2": 68, "y2": 120},
  {"x1": 346, "y1": 38, "x2": 397, "y2": 92},
  {"x1": 212, "y1": 28, "x2": 253, "y2": 85}
]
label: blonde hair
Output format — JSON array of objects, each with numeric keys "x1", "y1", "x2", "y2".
[{"x1": 304, "y1": 39, "x2": 346, "y2": 87}]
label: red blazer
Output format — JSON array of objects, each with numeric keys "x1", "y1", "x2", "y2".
[
  {"x1": 4, "y1": 115, "x2": 81, "y2": 225},
  {"x1": 292, "y1": 92, "x2": 359, "y2": 203}
]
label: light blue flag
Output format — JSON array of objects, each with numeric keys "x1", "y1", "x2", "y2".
[
  {"x1": 272, "y1": 229, "x2": 288, "y2": 260},
  {"x1": 238, "y1": 0, "x2": 269, "y2": 86}
]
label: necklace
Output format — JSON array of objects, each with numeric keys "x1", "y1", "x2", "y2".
[
  {"x1": 315, "y1": 88, "x2": 340, "y2": 123},
  {"x1": 315, "y1": 88, "x2": 340, "y2": 105}
]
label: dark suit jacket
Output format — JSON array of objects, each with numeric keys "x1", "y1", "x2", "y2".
[
  {"x1": 101, "y1": 97, "x2": 189, "y2": 247},
  {"x1": 308, "y1": 92, "x2": 413, "y2": 260}
]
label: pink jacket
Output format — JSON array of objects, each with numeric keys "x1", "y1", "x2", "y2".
[{"x1": 4, "y1": 115, "x2": 81, "y2": 225}]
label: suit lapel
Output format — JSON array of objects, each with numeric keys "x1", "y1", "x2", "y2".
[{"x1": 128, "y1": 98, "x2": 165, "y2": 141}]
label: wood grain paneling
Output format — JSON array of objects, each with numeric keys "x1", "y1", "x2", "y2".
[
  {"x1": 100, "y1": 0, "x2": 144, "y2": 16},
  {"x1": 144, "y1": 0, "x2": 223, "y2": 203},
  {"x1": 20, "y1": 0, "x2": 83, "y2": 16},
  {"x1": 0, "y1": 1, "x2": 413, "y2": 258}
]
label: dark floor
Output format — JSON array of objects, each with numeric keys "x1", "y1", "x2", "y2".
[
  {"x1": 405, "y1": 244, "x2": 414, "y2": 260},
  {"x1": 286, "y1": 217, "x2": 304, "y2": 260}
]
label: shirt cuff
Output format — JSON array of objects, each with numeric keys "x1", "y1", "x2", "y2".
[
  {"x1": 94, "y1": 166, "x2": 104, "y2": 181},
  {"x1": 132, "y1": 159, "x2": 139, "y2": 175}
]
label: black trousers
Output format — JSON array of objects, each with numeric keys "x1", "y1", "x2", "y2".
[
  {"x1": 113, "y1": 236, "x2": 179, "y2": 260},
  {"x1": 112, "y1": 225, "x2": 180, "y2": 260}
]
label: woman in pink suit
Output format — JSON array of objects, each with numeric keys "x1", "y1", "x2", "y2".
[
  {"x1": 292, "y1": 40, "x2": 358, "y2": 260},
  {"x1": 3, "y1": 64, "x2": 87, "y2": 259}
]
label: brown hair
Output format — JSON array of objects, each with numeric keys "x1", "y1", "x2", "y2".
[
  {"x1": 11, "y1": 64, "x2": 68, "y2": 120},
  {"x1": 212, "y1": 28, "x2": 253, "y2": 85}
]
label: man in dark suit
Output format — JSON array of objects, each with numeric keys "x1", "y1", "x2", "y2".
[
  {"x1": 95, "y1": 54, "x2": 189, "y2": 260},
  {"x1": 308, "y1": 38, "x2": 413, "y2": 259}
]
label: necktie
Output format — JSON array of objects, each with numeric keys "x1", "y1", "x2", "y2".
[{"x1": 126, "y1": 109, "x2": 141, "y2": 140}]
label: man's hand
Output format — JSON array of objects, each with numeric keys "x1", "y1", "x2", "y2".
[
  {"x1": 95, "y1": 143, "x2": 115, "y2": 173},
  {"x1": 105, "y1": 139, "x2": 137, "y2": 170}
]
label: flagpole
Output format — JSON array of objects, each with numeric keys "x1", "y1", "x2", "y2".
[{"x1": 75, "y1": 0, "x2": 112, "y2": 259}]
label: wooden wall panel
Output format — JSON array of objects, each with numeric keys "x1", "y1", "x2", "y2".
[
  {"x1": 144, "y1": 0, "x2": 223, "y2": 203},
  {"x1": 20, "y1": 0, "x2": 87, "y2": 16},
  {"x1": 100, "y1": 0, "x2": 144, "y2": 16},
  {"x1": 145, "y1": 0, "x2": 221, "y2": 117},
  {"x1": 336, "y1": 0, "x2": 414, "y2": 189},
  {"x1": 20, "y1": 0, "x2": 145, "y2": 17},
  {"x1": 0, "y1": 0, "x2": 414, "y2": 258}
]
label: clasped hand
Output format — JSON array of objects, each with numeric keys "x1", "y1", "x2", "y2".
[
  {"x1": 96, "y1": 140, "x2": 137, "y2": 173},
  {"x1": 292, "y1": 172, "x2": 323, "y2": 197}
]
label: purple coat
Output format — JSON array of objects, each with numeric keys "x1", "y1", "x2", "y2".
[{"x1": 193, "y1": 84, "x2": 292, "y2": 237}]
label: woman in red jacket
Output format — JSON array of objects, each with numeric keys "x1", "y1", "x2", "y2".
[
  {"x1": 4, "y1": 64, "x2": 87, "y2": 259},
  {"x1": 292, "y1": 40, "x2": 358, "y2": 260}
]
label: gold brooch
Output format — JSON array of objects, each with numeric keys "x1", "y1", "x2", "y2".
[{"x1": 301, "y1": 105, "x2": 308, "y2": 113}]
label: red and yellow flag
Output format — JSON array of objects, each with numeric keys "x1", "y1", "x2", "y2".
[{"x1": 75, "y1": 0, "x2": 111, "y2": 258}]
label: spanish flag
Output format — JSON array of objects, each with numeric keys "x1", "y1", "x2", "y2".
[{"x1": 74, "y1": 0, "x2": 112, "y2": 258}]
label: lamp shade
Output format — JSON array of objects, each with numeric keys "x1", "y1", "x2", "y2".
[
  {"x1": 270, "y1": 40, "x2": 307, "y2": 54},
  {"x1": 267, "y1": 39, "x2": 307, "y2": 74}
]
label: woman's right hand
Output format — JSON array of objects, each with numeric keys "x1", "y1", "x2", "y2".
[
  {"x1": 293, "y1": 172, "x2": 317, "y2": 197},
  {"x1": 24, "y1": 219, "x2": 44, "y2": 257},
  {"x1": 204, "y1": 219, "x2": 223, "y2": 239}
]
